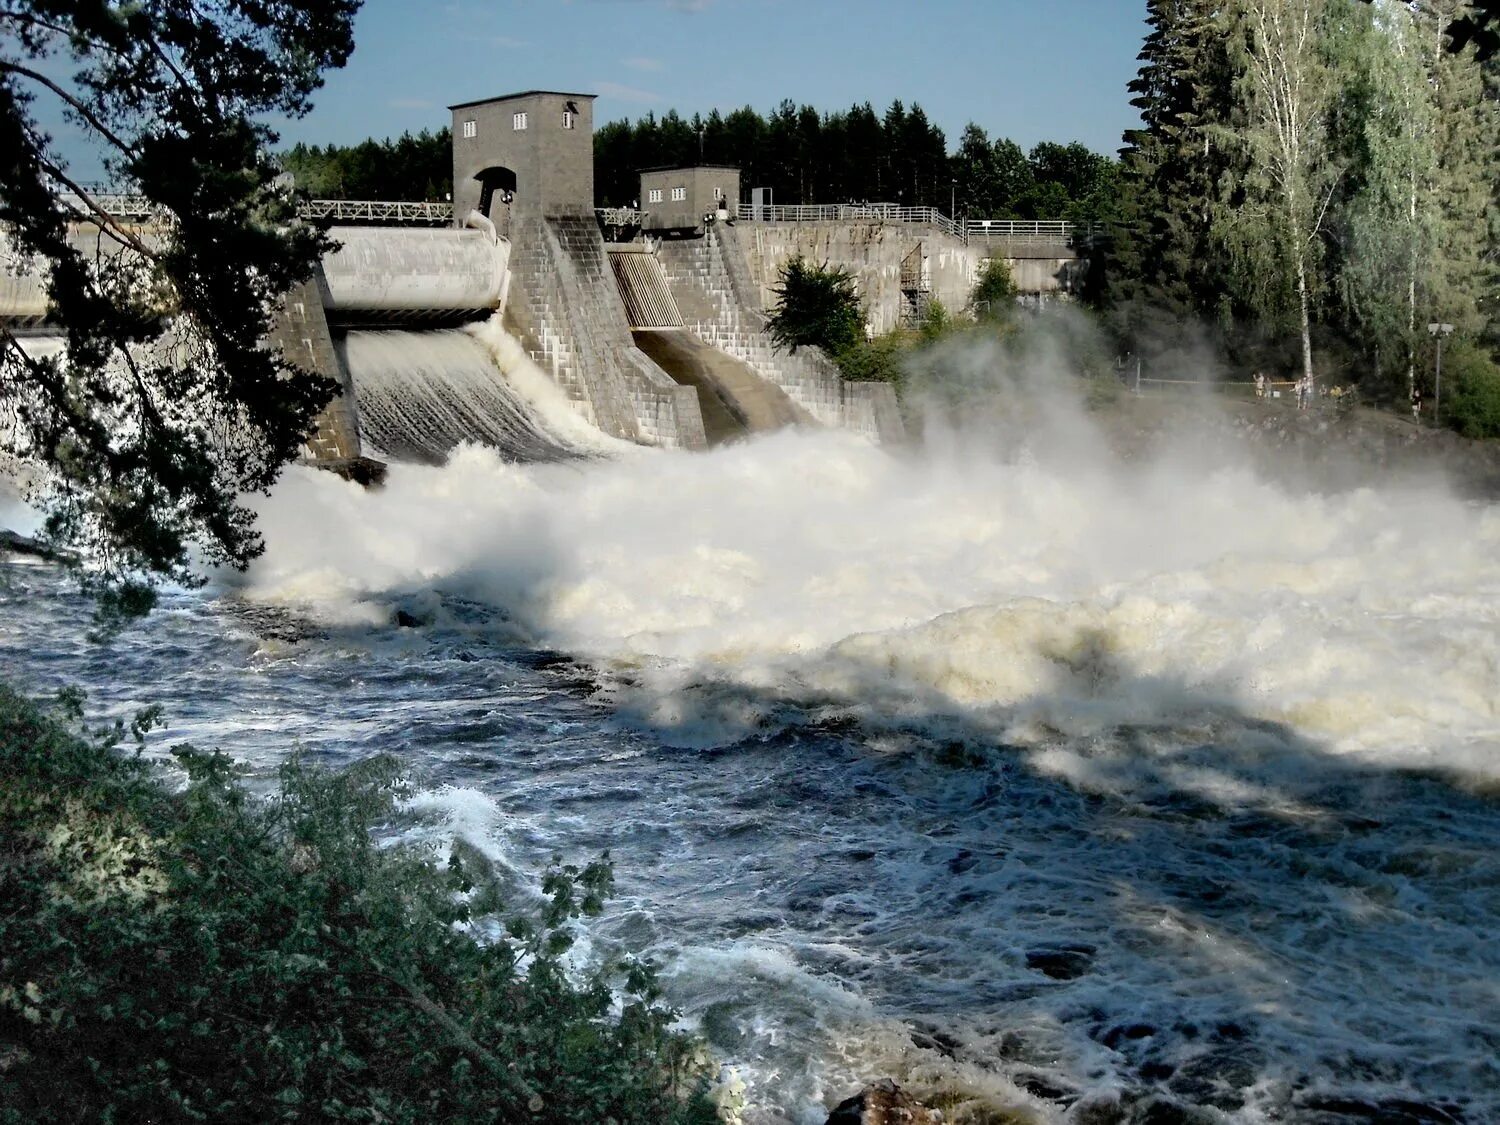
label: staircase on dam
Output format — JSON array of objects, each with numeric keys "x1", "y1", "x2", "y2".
[
  {"x1": 653, "y1": 225, "x2": 904, "y2": 444},
  {"x1": 505, "y1": 213, "x2": 704, "y2": 449},
  {"x1": 608, "y1": 244, "x2": 810, "y2": 445}
]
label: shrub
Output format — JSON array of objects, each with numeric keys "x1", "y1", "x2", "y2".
[
  {"x1": 835, "y1": 330, "x2": 915, "y2": 387},
  {"x1": 0, "y1": 684, "x2": 718, "y2": 1125},
  {"x1": 767, "y1": 256, "x2": 864, "y2": 357},
  {"x1": 1441, "y1": 342, "x2": 1500, "y2": 440},
  {"x1": 970, "y1": 257, "x2": 1016, "y2": 322}
]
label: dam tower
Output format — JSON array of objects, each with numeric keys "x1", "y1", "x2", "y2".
[{"x1": 450, "y1": 91, "x2": 596, "y2": 224}]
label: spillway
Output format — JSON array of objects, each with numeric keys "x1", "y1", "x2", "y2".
[{"x1": 336, "y1": 329, "x2": 579, "y2": 466}]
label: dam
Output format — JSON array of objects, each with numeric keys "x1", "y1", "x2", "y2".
[{"x1": 1, "y1": 88, "x2": 1082, "y2": 469}]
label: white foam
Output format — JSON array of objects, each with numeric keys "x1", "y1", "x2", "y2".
[{"x1": 243, "y1": 386, "x2": 1500, "y2": 786}]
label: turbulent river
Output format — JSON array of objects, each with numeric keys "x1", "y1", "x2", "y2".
[{"x1": 4, "y1": 377, "x2": 1499, "y2": 1123}]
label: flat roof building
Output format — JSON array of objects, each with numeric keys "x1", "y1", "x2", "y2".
[
  {"x1": 640, "y1": 166, "x2": 740, "y2": 236},
  {"x1": 450, "y1": 90, "x2": 596, "y2": 222}
]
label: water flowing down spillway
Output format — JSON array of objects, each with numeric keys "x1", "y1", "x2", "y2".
[
  {"x1": 6, "y1": 371, "x2": 1500, "y2": 1124},
  {"x1": 337, "y1": 327, "x2": 585, "y2": 465}
]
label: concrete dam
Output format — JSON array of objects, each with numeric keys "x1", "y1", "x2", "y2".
[{"x1": 2, "y1": 89, "x2": 1081, "y2": 470}]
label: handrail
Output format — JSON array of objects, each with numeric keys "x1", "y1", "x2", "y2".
[
  {"x1": 54, "y1": 193, "x2": 457, "y2": 226},
  {"x1": 733, "y1": 202, "x2": 1076, "y2": 245},
  {"x1": 60, "y1": 193, "x2": 1084, "y2": 242}
]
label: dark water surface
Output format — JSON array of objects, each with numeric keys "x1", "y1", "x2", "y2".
[{"x1": 4, "y1": 562, "x2": 1497, "y2": 1124}]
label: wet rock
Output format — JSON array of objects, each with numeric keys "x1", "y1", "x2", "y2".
[
  {"x1": 1014, "y1": 1071, "x2": 1076, "y2": 1103},
  {"x1": 825, "y1": 1079, "x2": 943, "y2": 1124},
  {"x1": 1026, "y1": 944, "x2": 1096, "y2": 981},
  {"x1": 908, "y1": 1023, "x2": 962, "y2": 1058},
  {"x1": 1101, "y1": 1023, "x2": 1156, "y2": 1051},
  {"x1": 0, "y1": 528, "x2": 72, "y2": 562},
  {"x1": 394, "y1": 609, "x2": 423, "y2": 628}
]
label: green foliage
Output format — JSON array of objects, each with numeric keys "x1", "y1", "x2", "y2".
[
  {"x1": 0, "y1": 684, "x2": 718, "y2": 1124},
  {"x1": 592, "y1": 100, "x2": 1115, "y2": 217},
  {"x1": 0, "y1": 0, "x2": 362, "y2": 604},
  {"x1": 970, "y1": 259, "x2": 1017, "y2": 322},
  {"x1": 918, "y1": 299, "x2": 953, "y2": 342},
  {"x1": 280, "y1": 130, "x2": 452, "y2": 201},
  {"x1": 835, "y1": 330, "x2": 916, "y2": 388},
  {"x1": 767, "y1": 256, "x2": 864, "y2": 357},
  {"x1": 1442, "y1": 342, "x2": 1500, "y2": 439}
]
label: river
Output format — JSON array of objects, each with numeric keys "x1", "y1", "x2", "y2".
[{"x1": 3, "y1": 380, "x2": 1498, "y2": 1123}]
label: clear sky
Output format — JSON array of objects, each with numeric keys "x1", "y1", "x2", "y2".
[{"x1": 279, "y1": 0, "x2": 1149, "y2": 158}]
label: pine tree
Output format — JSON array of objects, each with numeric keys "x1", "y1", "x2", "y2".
[{"x1": 1108, "y1": 0, "x2": 1238, "y2": 346}]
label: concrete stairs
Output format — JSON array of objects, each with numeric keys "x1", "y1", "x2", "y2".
[
  {"x1": 655, "y1": 226, "x2": 904, "y2": 443},
  {"x1": 504, "y1": 213, "x2": 704, "y2": 448}
]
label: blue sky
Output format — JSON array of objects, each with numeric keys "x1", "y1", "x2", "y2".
[
  {"x1": 36, "y1": 0, "x2": 1149, "y2": 181},
  {"x1": 282, "y1": 0, "x2": 1149, "y2": 157}
]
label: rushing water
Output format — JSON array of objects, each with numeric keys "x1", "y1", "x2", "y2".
[{"x1": 3, "y1": 370, "x2": 1499, "y2": 1124}]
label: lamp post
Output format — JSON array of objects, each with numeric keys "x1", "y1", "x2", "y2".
[{"x1": 1428, "y1": 322, "x2": 1454, "y2": 426}]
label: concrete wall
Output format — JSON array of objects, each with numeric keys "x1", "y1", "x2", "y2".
[
  {"x1": 451, "y1": 91, "x2": 595, "y2": 221},
  {"x1": 318, "y1": 226, "x2": 509, "y2": 318},
  {"x1": 267, "y1": 273, "x2": 362, "y2": 464},
  {"x1": 737, "y1": 220, "x2": 980, "y2": 335},
  {"x1": 654, "y1": 225, "x2": 905, "y2": 444},
  {"x1": 505, "y1": 212, "x2": 704, "y2": 449},
  {"x1": 1, "y1": 225, "x2": 160, "y2": 326},
  {"x1": 641, "y1": 166, "x2": 741, "y2": 234}
]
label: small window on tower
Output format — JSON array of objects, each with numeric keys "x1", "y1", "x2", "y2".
[
  {"x1": 562, "y1": 110, "x2": 575, "y2": 129},
  {"x1": 461, "y1": 119, "x2": 477, "y2": 139},
  {"x1": 513, "y1": 112, "x2": 528, "y2": 130},
  {"x1": 648, "y1": 188, "x2": 663, "y2": 204},
  {"x1": 670, "y1": 186, "x2": 687, "y2": 202}
]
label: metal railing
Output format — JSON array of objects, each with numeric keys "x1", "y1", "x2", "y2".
[
  {"x1": 298, "y1": 199, "x2": 453, "y2": 224},
  {"x1": 966, "y1": 219, "x2": 1075, "y2": 242},
  {"x1": 57, "y1": 193, "x2": 456, "y2": 226},
  {"x1": 734, "y1": 202, "x2": 1081, "y2": 246},
  {"x1": 596, "y1": 206, "x2": 644, "y2": 228},
  {"x1": 735, "y1": 202, "x2": 964, "y2": 238}
]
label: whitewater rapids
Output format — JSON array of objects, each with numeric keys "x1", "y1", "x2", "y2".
[{"x1": 7, "y1": 365, "x2": 1499, "y2": 1122}]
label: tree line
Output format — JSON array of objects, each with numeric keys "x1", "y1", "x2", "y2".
[
  {"x1": 275, "y1": 103, "x2": 1121, "y2": 227},
  {"x1": 594, "y1": 101, "x2": 1120, "y2": 225},
  {"x1": 1103, "y1": 0, "x2": 1499, "y2": 415},
  {"x1": 281, "y1": 130, "x2": 453, "y2": 201}
]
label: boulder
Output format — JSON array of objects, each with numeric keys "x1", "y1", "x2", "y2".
[{"x1": 826, "y1": 1079, "x2": 942, "y2": 1125}]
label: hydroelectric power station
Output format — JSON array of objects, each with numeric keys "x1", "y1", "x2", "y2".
[{"x1": 2, "y1": 89, "x2": 1086, "y2": 468}]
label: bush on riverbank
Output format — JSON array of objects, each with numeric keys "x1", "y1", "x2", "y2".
[
  {"x1": 0, "y1": 684, "x2": 718, "y2": 1124},
  {"x1": 1443, "y1": 342, "x2": 1500, "y2": 440}
]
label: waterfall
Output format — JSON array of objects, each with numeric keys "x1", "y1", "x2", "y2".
[{"x1": 337, "y1": 329, "x2": 581, "y2": 466}]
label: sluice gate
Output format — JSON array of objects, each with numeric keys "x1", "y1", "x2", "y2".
[{"x1": 608, "y1": 248, "x2": 683, "y2": 330}]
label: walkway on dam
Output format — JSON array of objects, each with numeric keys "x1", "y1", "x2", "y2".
[{"x1": 632, "y1": 328, "x2": 811, "y2": 445}]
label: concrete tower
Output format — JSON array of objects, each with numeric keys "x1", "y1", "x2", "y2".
[{"x1": 449, "y1": 91, "x2": 596, "y2": 222}]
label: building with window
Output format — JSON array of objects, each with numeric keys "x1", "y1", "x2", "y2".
[
  {"x1": 638, "y1": 165, "x2": 741, "y2": 235},
  {"x1": 448, "y1": 90, "x2": 596, "y2": 221}
]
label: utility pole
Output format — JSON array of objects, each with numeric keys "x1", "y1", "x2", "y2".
[{"x1": 1428, "y1": 322, "x2": 1454, "y2": 426}]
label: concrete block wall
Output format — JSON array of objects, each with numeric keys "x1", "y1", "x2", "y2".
[
  {"x1": 738, "y1": 221, "x2": 981, "y2": 335},
  {"x1": 654, "y1": 225, "x2": 904, "y2": 443},
  {"x1": 270, "y1": 273, "x2": 362, "y2": 462},
  {"x1": 504, "y1": 212, "x2": 705, "y2": 448}
]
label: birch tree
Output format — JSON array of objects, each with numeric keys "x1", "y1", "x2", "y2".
[
  {"x1": 1220, "y1": 0, "x2": 1343, "y2": 386},
  {"x1": 1337, "y1": 0, "x2": 1439, "y2": 394}
]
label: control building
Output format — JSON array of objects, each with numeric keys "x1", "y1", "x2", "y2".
[
  {"x1": 639, "y1": 166, "x2": 741, "y2": 236},
  {"x1": 449, "y1": 90, "x2": 596, "y2": 223}
]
